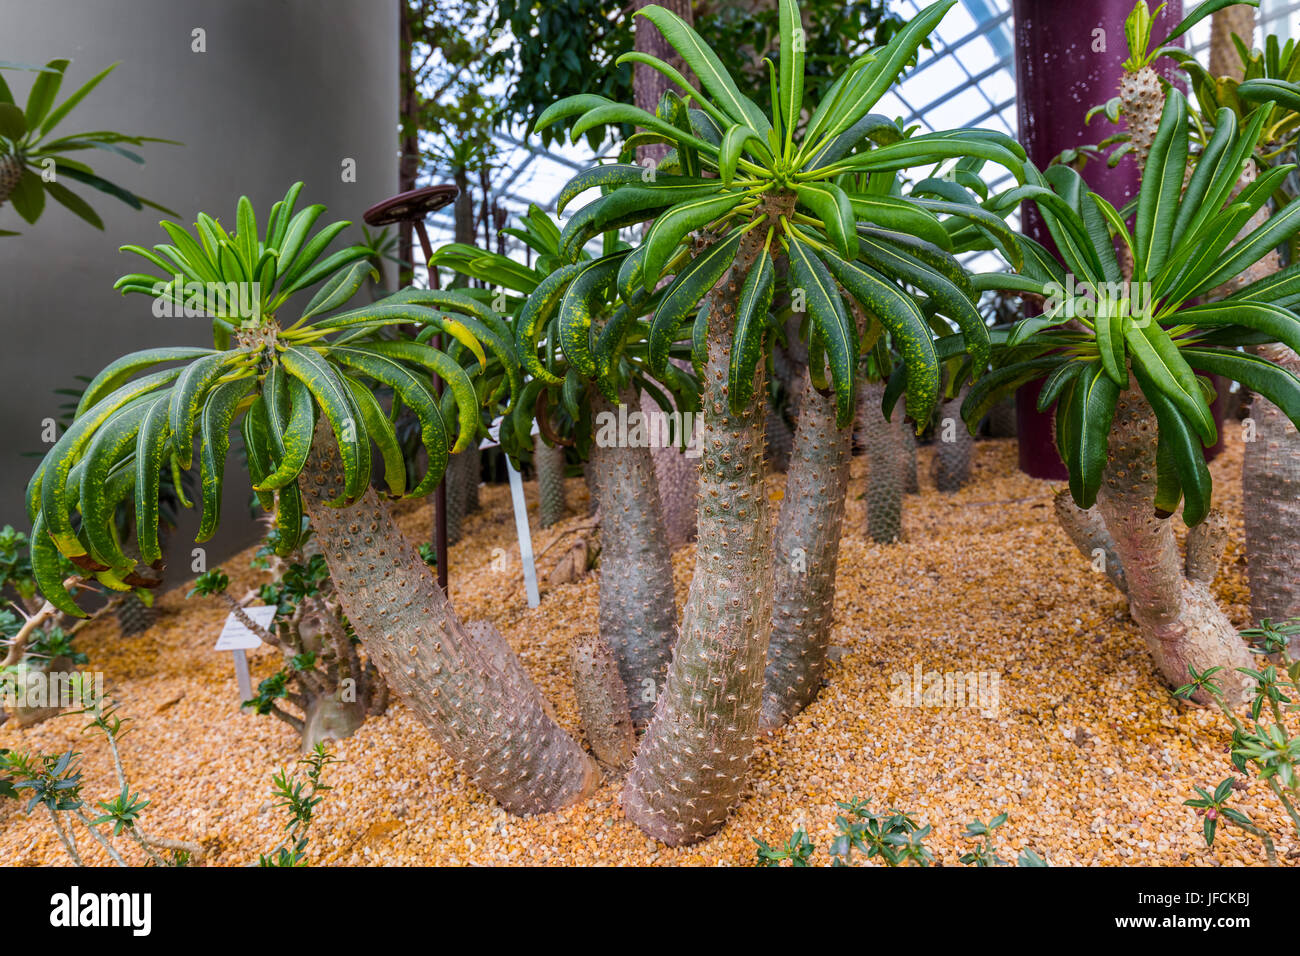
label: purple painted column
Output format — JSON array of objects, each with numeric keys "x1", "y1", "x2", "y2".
[{"x1": 1011, "y1": 0, "x2": 1183, "y2": 478}]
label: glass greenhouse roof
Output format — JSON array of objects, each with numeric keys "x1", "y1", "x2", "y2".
[{"x1": 417, "y1": 0, "x2": 1300, "y2": 267}]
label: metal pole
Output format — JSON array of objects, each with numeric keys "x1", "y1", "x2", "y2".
[
  {"x1": 1010, "y1": 0, "x2": 1184, "y2": 478},
  {"x1": 414, "y1": 219, "x2": 449, "y2": 596}
]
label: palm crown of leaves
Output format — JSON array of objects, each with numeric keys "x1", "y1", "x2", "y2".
[
  {"x1": 431, "y1": 204, "x2": 701, "y2": 459},
  {"x1": 26, "y1": 183, "x2": 515, "y2": 617},
  {"x1": 968, "y1": 89, "x2": 1300, "y2": 526},
  {"x1": 529, "y1": 0, "x2": 1029, "y2": 430},
  {"x1": 0, "y1": 59, "x2": 176, "y2": 233}
]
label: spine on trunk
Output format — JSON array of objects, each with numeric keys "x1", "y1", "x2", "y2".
[
  {"x1": 762, "y1": 370, "x2": 853, "y2": 728},
  {"x1": 622, "y1": 225, "x2": 774, "y2": 845},
  {"x1": 588, "y1": 389, "x2": 678, "y2": 724},
  {"x1": 301, "y1": 423, "x2": 595, "y2": 814}
]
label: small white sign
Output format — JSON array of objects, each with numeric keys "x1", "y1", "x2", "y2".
[{"x1": 214, "y1": 605, "x2": 276, "y2": 651}]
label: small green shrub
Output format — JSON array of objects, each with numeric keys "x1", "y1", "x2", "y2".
[
  {"x1": 1178, "y1": 618, "x2": 1300, "y2": 865},
  {"x1": 753, "y1": 798, "x2": 1047, "y2": 867}
]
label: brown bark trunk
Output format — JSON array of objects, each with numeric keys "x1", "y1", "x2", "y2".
[
  {"x1": 622, "y1": 225, "x2": 774, "y2": 845},
  {"x1": 589, "y1": 390, "x2": 678, "y2": 724},
  {"x1": 1095, "y1": 384, "x2": 1253, "y2": 705},
  {"x1": 398, "y1": 0, "x2": 420, "y2": 288},
  {"x1": 761, "y1": 370, "x2": 853, "y2": 728},
  {"x1": 1210, "y1": 6, "x2": 1255, "y2": 80},
  {"x1": 300, "y1": 423, "x2": 596, "y2": 814},
  {"x1": 635, "y1": 0, "x2": 699, "y2": 549}
]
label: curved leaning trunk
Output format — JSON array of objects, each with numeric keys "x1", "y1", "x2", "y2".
[
  {"x1": 588, "y1": 389, "x2": 678, "y2": 724},
  {"x1": 300, "y1": 423, "x2": 596, "y2": 814},
  {"x1": 622, "y1": 227, "x2": 774, "y2": 845},
  {"x1": 1243, "y1": 344, "x2": 1300, "y2": 637},
  {"x1": 1095, "y1": 385, "x2": 1253, "y2": 705},
  {"x1": 761, "y1": 370, "x2": 853, "y2": 729}
]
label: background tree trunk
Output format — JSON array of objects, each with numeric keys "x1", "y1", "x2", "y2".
[
  {"x1": 897, "y1": 417, "x2": 919, "y2": 493},
  {"x1": 300, "y1": 424, "x2": 596, "y2": 814},
  {"x1": 1209, "y1": 5, "x2": 1254, "y2": 80},
  {"x1": 762, "y1": 369, "x2": 853, "y2": 728},
  {"x1": 588, "y1": 390, "x2": 678, "y2": 724},
  {"x1": 443, "y1": 448, "x2": 475, "y2": 545},
  {"x1": 857, "y1": 379, "x2": 904, "y2": 543},
  {"x1": 622, "y1": 226, "x2": 774, "y2": 845},
  {"x1": 932, "y1": 388, "x2": 974, "y2": 492},
  {"x1": 534, "y1": 434, "x2": 568, "y2": 528},
  {"x1": 635, "y1": 0, "x2": 699, "y2": 549}
]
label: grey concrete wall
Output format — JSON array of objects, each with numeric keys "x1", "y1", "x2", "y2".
[{"x1": 0, "y1": 0, "x2": 398, "y2": 583}]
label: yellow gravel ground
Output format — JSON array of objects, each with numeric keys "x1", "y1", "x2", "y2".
[{"x1": 1, "y1": 428, "x2": 1288, "y2": 866}]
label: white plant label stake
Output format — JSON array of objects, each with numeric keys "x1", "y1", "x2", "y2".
[
  {"x1": 214, "y1": 605, "x2": 276, "y2": 708},
  {"x1": 483, "y1": 415, "x2": 541, "y2": 609}
]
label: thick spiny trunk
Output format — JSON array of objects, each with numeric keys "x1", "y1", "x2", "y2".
[
  {"x1": 761, "y1": 369, "x2": 853, "y2": 729},
  {"x1": 1096, "y1": 385, "x2": 1253, "y2": 705},
  {"x1": 857, "y1": 379, "x2": 903, "y2": 544},
  {"x1": 622, "y1": 227, "x2": 773, "y2": 845},
  {"x1": 1244, "y1": 344, "x2": 1300, "y2": 639},
  {"x1": 589, "y1": 390, "x2": 678, "y2": 724},
  {"x1": 534, "y1": 434, "x2": 567, "y2": 528},
  {"x1": 300, "y1": 424, "x2": 595, "y2": 814}
]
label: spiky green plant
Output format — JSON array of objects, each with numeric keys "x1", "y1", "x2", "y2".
[
  {"x1": 0, "y1": 60, "x2": 174, "y2": 233},
  {"x1": 969, "y1": 91, "x2": 1300, "y2": 703},
  {"x1": 533, "y1": 0, "x2": 1024, "y2": 843},
  {"x1": 24, "y1": 184, "x2": 606, "y2": 816}
]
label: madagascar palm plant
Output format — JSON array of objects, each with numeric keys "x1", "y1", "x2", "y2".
[
  {"x1": 534, "y1": 0, "x2": 1024, "y2": 842},
  {"x1": 25, "y1": 184, "x2": 605, "y2": 816},
  {"x1": 431, "y1": 204, "x2": 693, "y2": 726},
  {"x1": 965, "y1": 91, "x2": 1300, "y2": 703},
  {"x1": 0, "y1": 60, "x2": 174, "y2": 233}
]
